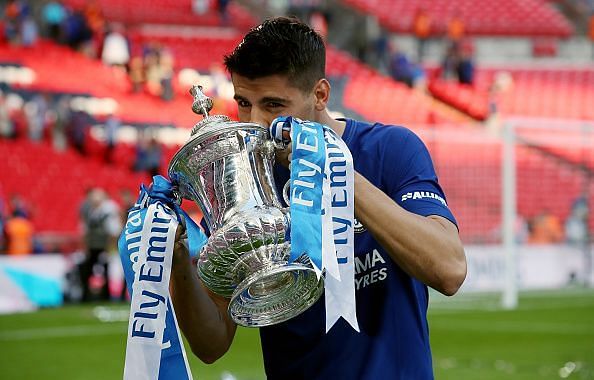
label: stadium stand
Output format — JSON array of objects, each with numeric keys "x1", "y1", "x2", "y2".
[
  {"x1": 0, "y1": 138, "x2": 148, "y2": 234},
  {"x1": 341, "y1": 0, "x2": 574, "y2": 37},
  {"x1": 0, "y1": 37, "x2": 470, "y2": 129},
  {"x1": 63, "y1": 0, "x2": 257, "y2": 30},
  {"x1": 327, "y1": 47, "x2": 474, "y2": 125},
  {"x1": 0, "y1": 40, "x2": 236, "y2": 127},
  {"x1": 431, "y1": 134, "x2": 593, "y2": 243},
  {"x1": 126, "y1": 25, "x2": 243, "y2": 71},
  {"x1": 428, "y1": 67, "x2": 594, "y2": 121}
]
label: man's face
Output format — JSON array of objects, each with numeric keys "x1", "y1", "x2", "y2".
[{"x1": 231, "y1": 74, "x2": 316, "y2": 127}]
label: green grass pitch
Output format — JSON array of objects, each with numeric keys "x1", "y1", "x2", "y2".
[{"x1": 0, "y1": 289, "x2": 592, "y2": 379}]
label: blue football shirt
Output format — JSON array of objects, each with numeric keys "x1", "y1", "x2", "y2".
[{"x1": 261, "y1": 118, "x2": 457, "y2": 380}]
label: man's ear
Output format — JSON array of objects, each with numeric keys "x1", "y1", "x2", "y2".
[{"x1": 313, "y1": 78, "x2": 331, "y2": 111}]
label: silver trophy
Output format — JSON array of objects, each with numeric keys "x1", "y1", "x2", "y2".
[{"x1": 168, "y1": 85, "x2": 324, "y2": 327}]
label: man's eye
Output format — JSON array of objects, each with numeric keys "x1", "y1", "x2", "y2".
[
  {"x1": 267, "y1": 102, "x2": 283, "y2": 109},
  {"x1": 237, "y1": 100, "x2": 250, "y2": 108}
]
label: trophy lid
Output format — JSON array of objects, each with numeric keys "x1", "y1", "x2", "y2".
[
  {"x1": 168, "y1": 85, "x2": 270, "y2": 186},
  {"x1": 184, "y1": 85, "x2": 266, "y2": 142},
  {"x1": 189, "y1": 85, "x2": 232, "y2": 136}
]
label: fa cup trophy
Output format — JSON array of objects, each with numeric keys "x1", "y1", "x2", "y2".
[{"x1": 168, "y1": 85, "x2": 324, "y2": 327}]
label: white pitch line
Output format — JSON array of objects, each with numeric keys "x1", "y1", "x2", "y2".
[{"x1": 0, "y1": 324, "x2": 127, "y2": 341}]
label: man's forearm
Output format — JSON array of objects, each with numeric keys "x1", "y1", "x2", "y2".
[
  {"x1": 170, "y1": 243, "x2": 237, "y2": 363},
  {"x1": 353, "y1": 172, "x2": 466, "y2": 295}
]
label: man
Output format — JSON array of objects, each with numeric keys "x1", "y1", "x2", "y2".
[
  {"x1": 79, "y1": 188, "x2": 121, "y2": 301},
  {"x1": 170, "y1": 16, "x2": 466, "y2": 379},
  {"x1": 4, "y1": 209, "x2": 34, "y2": 255}
]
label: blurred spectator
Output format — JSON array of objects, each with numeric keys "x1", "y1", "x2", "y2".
[
  {"x1": 527, "y1": 210, "x2": 564, "y2": 244},
  {"x1": 389, "y1": 45, "x2": 426, "y2": 90},
  {"x1": 133, "y1": 135, "x2": 162, "y2": 177},
  {"x1": 24, "y1": 93, "x2": 49, "y2": 142},
  {"x1": 141, "y1": 43, "x2": 176, "y2": 100},
  {"x1": 208, "y1": 62, "x2": 228, "y2": 97},
  {"x1": 159, "y1": 48, "x2": 175, "y2": 101},
  {"x1": 413, "y1": 7, "x2": 432, "y2": 61},
  {"x1": 389, "y1": 46, "x2": 414, "y2": 86},
  {"x1": 103, "y1": 113, "x2": 120, "y2": 163},
  {"x1": 42, "y1": 1, "x2": 66, "y2": 42},
  {"x1": 79, "y1": 188, "x2": 121, "y2": 302},
  {"x1": 486, "y1": 71, "x2": 513, "y2": 131},
  {"x1": 365, "y1": 15, "x2": 389, "y2": 72},
  {"x1": 20, "y1": 13, "x2": 38, "y2": 47},
  {"x1": 144, "y1": 136, "x2": 163, "y2": 177},
  {"x1": 4, "y1": 0, "x2": 23, "y2": 44},
  {"x1": 0, "y1": 190, "x2": 6, "y2": 252},
  {"x1": 119, "y1": 188, "x2": 135, "y2": 223},
  {"x1": 144, "y1": 44, "x2": 163, "y2": 97},
  {"x1": 83, "y1": 0, "x2": 104, "y2": 37},
  {"x1": 4, "y1": 209, "x2": 34, "y2": 255},
  {"x1": 9, "y1": 193, "x2": 29, "y2": 219},
  {"x1": 217, "y1": 0, "x2": 230, "y2": 25},
  {"x1": 129, "y1": 56, "x2": 144, "y2": 93},
  {"x1": 192, "y1": 0, "x2": 209, "y2": 15},
  {"x1": 447, "y1": 12, "x2": 465, "y2": 45},
  {"x1": 456, "y1": 47, "x2": 475, "y2": 85},
  {"x1": 565, "y1": 196, "x2": 589, "y2": 246},
  {"x1": 63, "y1": 7, "x2": 93, "y2": 51},
  {"x1": 441, "y1": 42, "x2": 459, "y2": 80},
  {"x1": 101, "y1": 23, "x2": 130, "y2": 69},
  {"x1": 0, "y1": 91, "x2": 13, "y2": 138},
  {"x1": 589, "y1": 13, "x2": 594, "y2": 59},
  {"x1": 52, "y1": 96, "x2": 71, "y2": 151},
  {"x1": 69, "y1": 109, "x2": 89, "y2": 155},
  {"x1": 7, "y1": 93, "x2": 27, "y2": 138},
  {"x1": 118, "y1": 188, "x2": 135, "y2": 301}
]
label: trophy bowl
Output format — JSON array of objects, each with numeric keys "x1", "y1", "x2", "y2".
[{"x1": 168, "y1": 86, "x2": 324, "y2": 327}]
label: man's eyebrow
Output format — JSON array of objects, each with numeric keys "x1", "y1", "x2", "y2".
[
  {"x1": 259, "y1": 96, "x2": 290, "y2": 104},
  {"x1": 233, "y1": 94, "x2": 248, "y2": 102}
]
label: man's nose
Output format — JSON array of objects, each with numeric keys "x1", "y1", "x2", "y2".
[{"x1": 249, "y1": 108, "x2": 270, "y2": 128}]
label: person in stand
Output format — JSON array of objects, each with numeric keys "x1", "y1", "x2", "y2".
[
  {"x1": 168, "y1": 17, "x2": 466, "y2": 379},
  {"x1": 413, "y1": 7, "x2": 432, "y2": 61},
  {"x1": 589, "y1": 12, "x2": 594, "y2": 59}
]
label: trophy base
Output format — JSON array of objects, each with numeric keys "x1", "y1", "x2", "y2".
[{"x1": 228, "y1": 255, "x2": 324, "y2": 327}]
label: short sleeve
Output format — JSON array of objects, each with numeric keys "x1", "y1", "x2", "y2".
[{"x1": 384, "y1": 128, "x2": 457, "y2": 227}]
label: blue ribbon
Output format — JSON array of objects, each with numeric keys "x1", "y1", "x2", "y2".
[
  {"x1": 287, "y1": 117, "x2": 326, "y2": 270},
  {"x1": 145, "y1": 175, "x2": 206, "y2": 258},
  {"x1": 118, "y1": 175, "x2": 207, "y2": 380}
]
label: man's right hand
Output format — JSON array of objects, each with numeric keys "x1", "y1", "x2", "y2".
[
  {"x1": 169, "y1": 220, "x2": 237, "y2": 364},
  {"x1": 270, "y1": 116, "x2": 296, "y2": 168},
  {"x1": 173, "y1": 223, "x2": 190, "y2": 265}
]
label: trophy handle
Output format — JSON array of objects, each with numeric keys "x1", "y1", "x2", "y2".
[{"x1": 282, "y1": 180, "x2": 291, "y2": 206}]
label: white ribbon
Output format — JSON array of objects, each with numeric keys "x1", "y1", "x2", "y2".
[
  {"x1": 122, "y1": 202, "x2": 192, "y2": 379},
  {"x1": 322, "y1": 129, "x2": 360, "y2": 333}
]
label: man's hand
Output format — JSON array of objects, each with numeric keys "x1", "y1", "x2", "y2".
[
  {"x1": 270, "y1": 116, "x2": 297, "y2": 168},
  {"x1": 169, "y1": 220, "x2": 237, "y2": 363},
  {"x1": 172, "y1": 214, "x2": 192, "y2": 266},
  {"x1": 270, "y1": 116, "x2": 295, "y2": 146}
]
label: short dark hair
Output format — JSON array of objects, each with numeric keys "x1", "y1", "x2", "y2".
[{"x1": 224, "y1": 16, "x2": 326, "y2": 92}]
